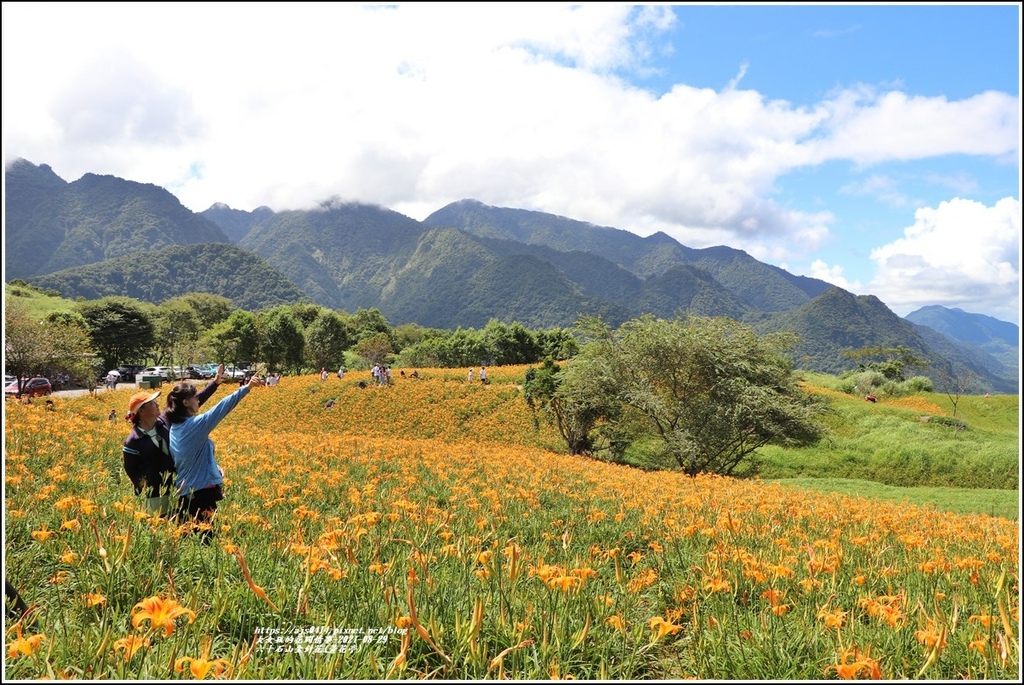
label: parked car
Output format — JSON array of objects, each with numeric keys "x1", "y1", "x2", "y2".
[
  {"x1": 142, "y1": 366, "x2": 175, "y2": 382},
  {"x1": 117, "y1": 365, "x2": 146, "y2": 383},
  {"x1": 5, "y1": 377, "x2": 53, "y2": 397},
  {"x1": 223, "y1": 365, "x2": 250, "y2": 380},
  {"x1": 4, "y1": 375, "x2": 15, "y2": 387},
  {"x1": 183, "y1": 366, "x2": 210, "y2": 380}
]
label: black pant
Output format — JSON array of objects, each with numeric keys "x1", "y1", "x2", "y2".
[{"x1": 177, "y1": 486, "x2": 224, "y2": 538}]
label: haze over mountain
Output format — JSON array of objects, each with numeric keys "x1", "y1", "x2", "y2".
[{"x1": 4, "y1": 158, "x2": 1017, "y2": 393}]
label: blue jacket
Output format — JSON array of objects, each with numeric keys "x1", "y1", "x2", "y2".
[{"x1": 169, "y1": 385, "x2": 250, "y2": 497}]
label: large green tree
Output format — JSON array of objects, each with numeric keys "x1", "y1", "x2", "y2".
[
  {"x1": 558, "y1": 315, "x2": 827, "y2": 476},
  {"x1": 205, "y1": 310, "x2": 259, "y2": 368},
  {"x1": 305, "y1": 310, "x2": 352, "y2": 371},
  {"x1": 76, "y1": 296, "x2": 155, "y2": 371},
  {"x1": 259, "y1": 306, "x2": 305, "y2": 374},
  {"x1": 5, "y1": 301, "x2": 95, "y2": 390}
]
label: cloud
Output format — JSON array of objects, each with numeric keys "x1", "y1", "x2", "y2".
[
  {"x1": 867, "y1": 197, "x2": 1021, "y2": 322},
  {"x1": 809, "y1": 88, "x2": 1020, "y2": 166},
  {"x1": 3, "y1": 4, "x2": 1018, "y2": 322},
  {"x1": 806, "y1": 260, "x2": 862, "y2": 292}
]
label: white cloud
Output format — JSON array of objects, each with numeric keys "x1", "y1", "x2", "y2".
[
  {"x1": 3, "y1": 3, "x2": 1018, "y2": 323},
  {"x1": 809, "y1": 88, "x2": 1021, "y2": 166},
  {"x1": 867, "y1": 197, "x2": 1021, "y2": 322},
  {"x1": 805, "y1": 260, "x2": 862, "y2": 292}
]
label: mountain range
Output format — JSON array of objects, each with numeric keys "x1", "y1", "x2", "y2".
[{"x1": 4, "y1": 158, "x2": 1018, "y2": 393}]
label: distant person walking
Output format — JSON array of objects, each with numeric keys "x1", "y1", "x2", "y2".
[
  {"x1": 480, "y1": 366, "x2": 488, "y2": 384},
  {"x1": 467, "y1": 368, "x2": 473, "y2": 382}
]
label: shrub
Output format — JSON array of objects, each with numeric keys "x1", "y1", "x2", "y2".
[{"x1": 903, "y1": 375, "x2": 934, "y2": 392}]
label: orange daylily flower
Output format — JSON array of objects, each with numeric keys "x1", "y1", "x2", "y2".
[
  {"x1": 6, "y1": 623, "x2": 47, "y2": 658},
  {"x1": 113, "y1": 635, "x2": 151, "y2": 660},
  {"x1": 648, "y1": 616, "x2": 682, "y2": 640},
  {"x1": 131, "y1": 595, "x2": 197, "y2": 637},
  {"x1": 83, "y1": 591, "x2": 107, "y2": 608}
]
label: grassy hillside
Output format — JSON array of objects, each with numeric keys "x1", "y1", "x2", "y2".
[
  {"x1": 5, "y1": 281, "x2": 80, "y2": 319},
  {"x1": 754, "y1": 373, "x2": 1018, "y2": 495}
]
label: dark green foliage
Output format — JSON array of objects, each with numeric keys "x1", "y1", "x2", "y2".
[
  {"x1": 27, "y1": 243, "x2": 309, "y2": 311},
  {"x1": 305, "y1": 310, "x2": 352, "y2": 370},
  {"x1": 559, "y1": 314, "x2": 828, "y2": 475},
  {"x1": 76, "y1": 297, "x2": 156, "y2": 371},
  {"x1": 259, "y1": 306, "x2": 306, "y2": 374},
  {"x1": 207, "y1": 310, "x2": 259, "y2": 367}
]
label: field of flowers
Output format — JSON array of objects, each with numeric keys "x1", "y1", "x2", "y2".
[{"x1": 4, "y1": 366, "x2": 1020, "y2": 679}]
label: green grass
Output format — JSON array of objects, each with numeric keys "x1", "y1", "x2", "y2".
[
  {"x1": 5, "y1": 281, "x2": 79, "y2": 318},
  {"x1": 770, "y1": 477, "x2": 1020, "y2": 520}
]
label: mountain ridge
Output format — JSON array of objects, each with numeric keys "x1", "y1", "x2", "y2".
[{"x1": 4, "y1": 157, "x2": 1017, "y2": 392}]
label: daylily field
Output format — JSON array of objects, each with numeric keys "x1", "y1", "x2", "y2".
[{"x1": 3, "y1": 366, "x2": 1020, "y2": 679}]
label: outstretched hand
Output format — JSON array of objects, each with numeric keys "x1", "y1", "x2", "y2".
[
  {"x1": 246, "y1": 374, "x2": 265, "y2": 388},
  {"x1": 214, "y1": 364, "x2": 225, "y2": 384}
]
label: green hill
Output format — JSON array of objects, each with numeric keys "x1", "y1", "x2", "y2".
[{"x1": 26, "y1": 243, "x2": 309, "y2": 311}]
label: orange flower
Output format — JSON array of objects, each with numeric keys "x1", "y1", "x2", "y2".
[
  {"x1": 825, "y1": 645, "x2": 883, "y2": 680},
  {"x1": 6, "y1": 623, "x2": 47, "y2": 658},
  {"x1": 175, "y1": 637, "x2": 232, "y2": 679},
  {"x1": 817, "y1": 606, "x2": 847, "y2": 629},
  {"x1": 175, "y1": 656, "x2": 232, "y2": 679},
  {"x1": 968, "y1": 614, "x2": 994, "y2": 628},
  {"x1": 648, "y1": 616, "x2": 682, "y2": 640},
  {"x1": 113, "y1": 635, "x2": 151, "y2": 660},
  {"x1": 60, "y1": 518, "x2": 80, "y2": 531},
  {"x1": 30, "y1": 527, "x2": 55, "y2": 542},
  {"x1": 83, "y1": 591, "x2": 107, "y2": 608},
  {"x1": 605, "y1": 615, "x2": 625, "y2": 632},
  {"x1": 131, "y1": 595, "x2": 196, "y2": 637},
  {"x1": 703, "y1": 572, "x2": 731, "y2": 594}
]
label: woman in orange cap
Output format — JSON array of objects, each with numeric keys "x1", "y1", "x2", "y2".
[{"x1": 122, "y1": 366, "x2": 224, "y2": 516}]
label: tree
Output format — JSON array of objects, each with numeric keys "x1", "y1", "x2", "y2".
[
  {"x1": 259, "y1": 306, "x2": 305, "y2": 374},
  {"x1": 5, "y1": 302, "x2": 94, "y2": 390},
  {"x1": 482, "y1": 319, "x2": 541, "y2": 365},
  {"x1": 842, "y1": 345, "x2": 929, "y2": 382},
  {"x1": 355, "y1": 332, "x2": 394, "y2": 366},
  {"x1": 524, "y1": 357, "x2": 617, "y2": 455},
  {"x1": 155, "y1": 299, "x2": 201, "y2": 367},
  {"x1": 205, "y1": 310, "x2": 259, "y2": 368},
  {"x1": 168, "y1": 293, "x2": 234, "y2": 329},
  {"x1": 305, "y1": 310, "x2": 352, "y2": 370},
  {"x1": 76, "y1": 297, "x2": 155, "y2": 371},
  {"x1": 560, "y1": 315, "x2": 827, "y2": 476},
  {"x1": 351, "y1": 308, "x2": 397, "y2": 349}
]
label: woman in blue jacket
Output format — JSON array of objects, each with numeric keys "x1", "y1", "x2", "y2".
[{"x1": 166, "y1": 368, "x2": 263, "y2": 533}]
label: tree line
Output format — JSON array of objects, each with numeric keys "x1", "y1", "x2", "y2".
[{"x1": 4, "y1": 284, "x2": 579, "y2": 385}]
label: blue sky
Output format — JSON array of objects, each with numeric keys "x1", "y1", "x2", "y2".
[{"x1": 3, "y1": 3, "x2": 1020, "y2": 323}]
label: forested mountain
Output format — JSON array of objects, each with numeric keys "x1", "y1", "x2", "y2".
[
  {"x1": 906, "y1": 305, "x2": 1019, "y2": 375},
  {"x1": 4, "y1": 159, "x2": 228, "y2": 279},
  {"x1": 759, "y1": 288, "x2": 1017, "y2": 394},
  {"x1": 26, "y1": 243, "x2": 309, "y2": 311},
  {"x1": 5, "y1": 158, "x2": 1017, "y2": 391},
  {"x1": 423, "y1": 199, "x2": 833, "y2": 313}
]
